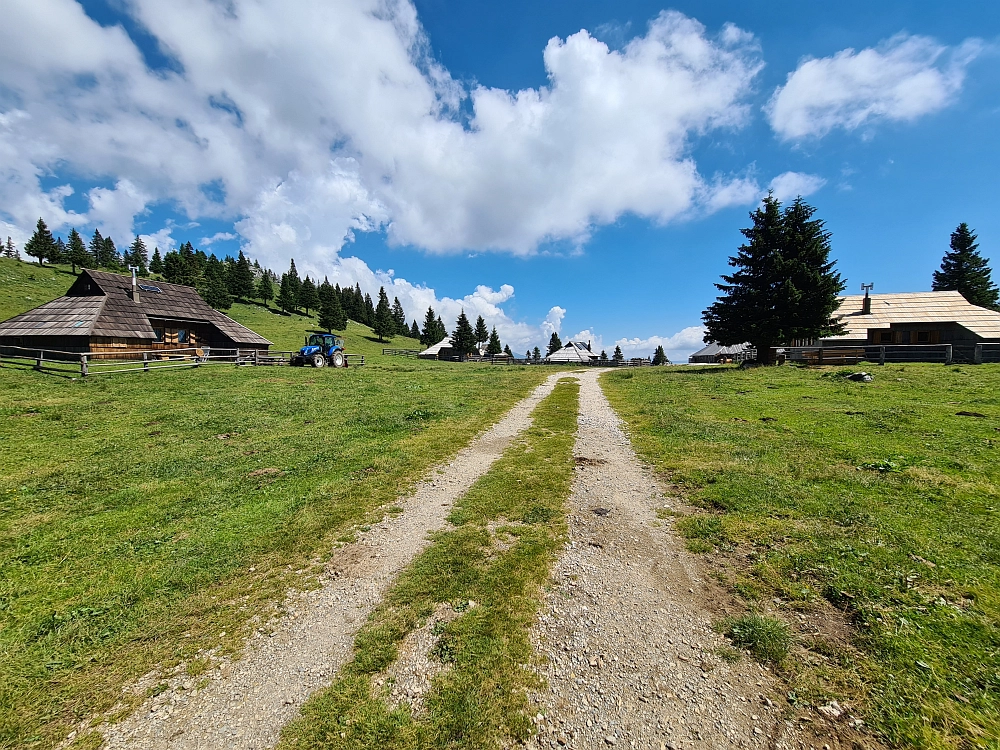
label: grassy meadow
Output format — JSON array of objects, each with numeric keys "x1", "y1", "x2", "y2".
[
  {"x1": 602, "y1": 364, "x2": 1000, "y2": 750},
  {"x1": 280, "y1": 378, "x2": 580, "y2": 750},
  {"x1": 0, "y1": 258, "x2": 548, "y2": 748}
]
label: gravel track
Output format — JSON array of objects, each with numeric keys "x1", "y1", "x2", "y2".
[
  {"x1": 93, "y1": 373, "x2": 565, "y2": 750},
  {"x1": 525, "y1": 370, "x2": 821, "y2": 750}
]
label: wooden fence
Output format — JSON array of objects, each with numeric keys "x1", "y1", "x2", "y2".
[
  {"x1": 786, "y1": 343, "x2": 1000, "y2": 366},
  {"x1": 382, "y1": 348, "x2": 421, "y2": 357}
]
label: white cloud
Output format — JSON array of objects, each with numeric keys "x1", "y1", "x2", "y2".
[
  {"x1": 200, "y1": 232, "x2": 238, "y2": 246},
  {"x1": 0, "y1": 1, "x2": 765, "y2": 260},
  {"x1": 615, "y1": 325, "x2": 706, "y2": 361},
  {"x1": 767, "y1": 171, "x2": 826, "y2": 201},
  {"x1": 768, "y1": 34, "x2": 983, "y2": 140}
]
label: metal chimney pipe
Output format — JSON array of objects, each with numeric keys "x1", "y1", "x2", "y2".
[
  {"x1": 861, "y1": 283, "x2": 873, "y2": 315},
  {"x1": 129, "y1": 265, "x2": 140, "y2": 303}
]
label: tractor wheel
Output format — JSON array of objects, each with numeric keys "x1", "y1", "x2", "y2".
[
  {"x1": 312, "y1": 353, "x2": 326, "y2": 368},
  {"x1": 331, "y1": 351, "x2": 345, "y2": 368}
]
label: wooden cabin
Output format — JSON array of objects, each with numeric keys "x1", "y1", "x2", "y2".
[{"x1": 0, "y1": 269, "x2": 271, "y2": 354}]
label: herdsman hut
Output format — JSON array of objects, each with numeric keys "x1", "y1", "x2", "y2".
[
  {"x1": 0, "y1": 269, "x2": 271, "y2": 354},
  {"x1": 546, "y1": 341, "x2": 599, "y2": 364}
]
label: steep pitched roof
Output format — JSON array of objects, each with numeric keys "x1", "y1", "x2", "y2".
[
  {"x1": 0, "y1": 269, "x2": 271, "y2": 346},
  {"x1": 834, "y1": 291, "x2": 1000, "y2": 340},
  {"x1": 419, "y1": 336, "x2": 453, "y2": 357},
  {"x1": 546, "y1": 341, "x2": 598, "y2": 362}
]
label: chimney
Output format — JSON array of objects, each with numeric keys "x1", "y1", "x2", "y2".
[
  {"x1": 129, "y1": 265, "x2": 140, "y2": 303},
  {"x1": 861, "y1": 283, "x2": 873, "y2": 315}
]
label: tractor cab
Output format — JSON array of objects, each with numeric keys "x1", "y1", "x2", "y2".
[{"x1": 306, "y1": 333, "x2": 343, "y2": 350}]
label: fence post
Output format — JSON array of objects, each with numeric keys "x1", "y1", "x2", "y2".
[
  {"x1": 817, "y1": 348, "x2": 824, "y2": 366},
  {"x1": 974, "y1": 344, "x2": 983, "y2": 365},
  {"x1": 36, "y1": 350, "x2": 43, "y2": 370},
  {"x1": 143, "y1": 352, "x2": 149, "y2": 372},
  {"x1": 879, "y1": 346, "x2": 885, "y2": 366},
  {"x1": 944, "y1": 345, "x2": 953, "y2": 365},
  {"x1": 80, "y1": 353, "x2": 88, "y2": 377}
]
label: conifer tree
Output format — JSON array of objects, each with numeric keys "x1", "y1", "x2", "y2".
[
  {"x1": 410, "y1": 320, "x2": 420, "y2": 339},
  {"x1": 652, "y1": 345, "x2": 669, "y2": 365},
  {"x1": 474, "y1": 315, "x2": 489, "y2": 348},
  {"x1": 229, "y1": 250, "x2": 255, "y2": 300},
  {"x1": 149, "y1": 247, "x2": 164, "y2": 275},
  {"x1": 286, "y1": 259, "x2": 301, "y2": 302},
  {"x1": 6, "y1": 237, "x2": 19, "y2": 260},
  {"x1": 299, "y1": 276, "x2": 320, "y2": 315},
  {"x1": 51, "y1": 237, "x2": 67, "y2": 264},
  {"x1": 486, "y1": 326, "x2": 503, "y2": 355},
  {"x1": 613, "y1": 345, "x2": 624, "y2": 362},
  {"x1": 66, "y1": 228, "x2": 89, "y2": 273},
  {"x1": 127, "y1": 236, "x2": 149, "y2": 275},
  {"x1": 277, "y1": 272, "x2": 297, "y2": 312},
  {"x1": 547, "y1": 332, "x2": 562, "y2": 356},
  {"x1": 932, "y1": 223, "x2": 999, "y2": 310},
  {"x1": 703, "y1": 195, "x2": 845, "y2": 364},
  {"x1": 201, "y1": 255, "x2": 233, "y2": 310},
  {"x1": 391, "y1": 297, "x2": 407, "y2": 335},
  {"x1": 318, "y1": 278, "x2": 347, "y2": 331},
  {"x1": 525, "y1": 350, "x2": 531, "y2": 361},
  {"x1": 599, "y1": 350, "x2": 607, "y2": 361},
  {"x1": 504, "y1": 344, "x2": 512, "y2": 356},
  {"x1": 450, "y1": 310, "x2": 477, "y2": 360},
  {"x1": 420, "y1": 306, "x2": 439, "y2": 346},
  {"x1": 24, "y1": 218, "x2": 56, "y2": 265},
  {"x1": 364, "y1": 293, "x2": 375, "y2": 326},
  {"x1": 533, "y1": 346, "x2": 541, "y2": 362},
  {"x1": 435, "y1": 315, "x2": 447, "y2": 343},
  {"x1": 257, "y1": 270, "x2": 275, "y2": 306},
  {"x1": 373, "y1": 286, "x2": 394, "y2": 342},
  {"x1": 94, "y1": 234, "x2": 120, "y2": 268}
]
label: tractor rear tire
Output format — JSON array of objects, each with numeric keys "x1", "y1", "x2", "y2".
[
  {"x1": 331, "y1": 351, "x2": 345, "y2": 368},
  {"x1": 312, "y1": 353, "x2": 326, "y2": 368}
]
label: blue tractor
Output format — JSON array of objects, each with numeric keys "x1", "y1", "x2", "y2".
[{"x1": 291, "y1": 332, "x2": 347, "y2": 368}]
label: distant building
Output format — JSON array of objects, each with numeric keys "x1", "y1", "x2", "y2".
[
  {"x1": 546, "y1": 341, "x2": 599, "y2": 364},
  {"x1": 688, "y1": 342, "x2": 752, "y2": 364},
  {"x1": 0, "y1": 269, "x2": 271, "y2": 353},
  {"x1": 418, "y1": 336, "x2": 456, "y2": 360}
]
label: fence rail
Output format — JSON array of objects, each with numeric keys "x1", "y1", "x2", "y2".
[
  {"x1": 382, "y1": 348, "x2": 421, "y2": 357},
  {"x1": 785, "y1": 343, "x2": 1000, "y2": 365}
]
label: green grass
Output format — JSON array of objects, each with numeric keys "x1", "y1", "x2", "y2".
[
  {"x1": 601, "y1": 364, "x2": 1000, "y2": 750},
  {"x1": 279, "y1": 378, "x2": 580, "y2": 750},
  {"x1": 0, "y1": 258, "x2": 549, "y2": 748},
  {"x1": 720, "y1": 613, "x2": 791, "y2": 664}
]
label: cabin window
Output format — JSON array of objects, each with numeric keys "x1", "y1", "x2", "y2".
[
  {"x1": 916, "y1": 331, "x2": 930, "y2": 343},
  {"x1": 177, "y1": 329, "x2": 188, "y2": 344},
  {"x1": 879, "y1": 331, "x2": 893, "y2": 343},
  {"x1": 153, "y1": 328, "x2": 164, "y2": 342}
]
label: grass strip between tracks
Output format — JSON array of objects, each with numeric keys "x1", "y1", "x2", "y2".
[{"x1": 279, "y1": 377, "x2": 580, "y2": 750}]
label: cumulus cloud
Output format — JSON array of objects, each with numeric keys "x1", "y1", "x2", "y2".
[
  {"x1": 615, "y1": 326, "x2": 706, "y2": 361},
  {"x1": 768, "y1": 34, "x2": 983, "y2": 140},
  {"x1": 200, "y1": 232, "x2": 238, "y2": 246},
  {"x1": 768, "y1": 171, "x2": 826, "y2": 201}
]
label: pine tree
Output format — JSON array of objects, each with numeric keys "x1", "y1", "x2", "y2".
[
  {"x1": 533, "y1": 347, "x2": 541, "y2": 362},
  {"x1": 599, "y1": 350, "x2": 607, "y2": 361},
  {"x1": 51, "y1": 237, "x2": 67, "y2": 264},
  {"x1": 613, "y1": 345, "x2": 624, "y2": 362},
  {"x1": 95, "y1": 234, "x2": 120, "y2": 269},
  {"x1": 703, "y1": 195, "x2": 845, "y2": 364},
  {"x1": 229, "y1": 250, "x2": 256, "y2": 300},
  {"x1": 149, "y1": 247, "x2": 164, "y2": 275},
  {"x1": 503, "y1": 344, "x2": 512, "y2": 357},
  {"x1": 66, "y1": 228, "x2": 89, "y2": 273},
  {"x1": 391, "y1": 297, "x2": 407, "y2": 335},
  {"x1": 410, "y1": 320, "x2": 420, "y2": 339},
  {"x1": 652, "y1": 345, "x2": 669, "y2": 365},
  {"x1": 373, "y1": 286, "x2": 394, "y2": 342},
  {"x1": 486, "y1": 326, "x2": 503, "y2": 355},
  {"x1": 286, "y1": 259, "x2": 301, "y2": 303},
  {"x1": 363, "y1": 293, "x2": 375, "y2": 326},
  {"x1": 24, "y1": 218, "x2": 57, "y2": 265},
  {"x1": 318, "y1": 278, "x2": 347, "y2": 331},
  {"x1": 547, "y1": 332, "x2": 562, "y2": 356},
  {"x1": 932, "y1": 223, "x2": 999, "y2": 310},
  {"x1": 300, "y1": 276, "x2": 320, "y2": 315},
  {"x1": 420, "y1": 306, "x2": 439, "y2": 346},
  {"x1": 201, "y1": 254, "x2": 233, "y2": 310},
  {"x1": 277, "y1": 272, "x2": 297, "y2": 313},
  {"x1": 127, "y1": 236, "x2": 149, "y2": 275},
  {"x1": 257, "y1": 271, "x2": 275, "y2": 306},
  {"x1": 450, "y1": 310, "x2": 477, "y2": 360},
  {"x1": 525, "y1": 350, "x2": 531, "y2": 361},
  {"x1": 6, "y1": 237, "x2": 19, "y2": 260},
  {"x1": 474, "y1": 315, "x2": 489, "y2": 348},
  {"x1": 435, "y1": 315, "x2": 447, "y2": 344}
]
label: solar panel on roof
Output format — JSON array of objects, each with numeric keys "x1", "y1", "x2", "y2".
[{"x1": 138, "y1": 284, "x2": 162, "y2": 293}]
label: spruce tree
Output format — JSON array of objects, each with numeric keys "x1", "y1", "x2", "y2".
[
  {"x1": 300, "y1": 276, "x2": 320, "y2": 315},
  {"x1": 277, "y1": 272, "x2": 297, "y2": 312},
  {"x1": 51, "y1": 237, "x2": 67, "y2": 264},
  {"x1": 127, "y1": 236, "x2": 149, "y2": 275},
  {"x1": 652, "y1": 345, "x2": 668, "y2": 365},
  {"x1": 24, "y1": 218, "x2": 56, "y2": 265},
  {"x1": 450, "y1": 310, "x2": 477, "y2": 360},
  {"x1": 435, "y1": 315, "x2": 447, "y2": 344},
  {"x1": 613, "y1": 345, "x2": 624, "y2": 362},
  {"x1": 410, "y1": 320, "x2": 420, "y2": 339},
  {"x1": 6, "y1": 237, "x2": 19, "y2": 260},
  {"x1": 474, "y1": 315, "x2": 489, "y2": 348},
  {"x1": 547, "y1": 332, "x2": 562, "y2": 355},
  {"x1": 318, "y1": 278, "x2": 347, "y2": 332},
  {"x1": 703, "y1": 195, "x2": 845, "y2": 364},
  {"x1": 67, "y1": 228, "x2": 89, "y2": 273},
  {"x1": 525, "y1": 350, "x2": 531, "y2": 361},
  {"x1": 257, "y1": 271, "x2": 275, "y2": 306},
  {"x1": 286, "y1": 259, "x2": 301, "y2": 302},
  {"x1": 201, "y1": 255, "x2": 233, "y2": 310},
  {"x1": 533, "y1": 346, "x2": 541, "y2": 362},
  {"x1": 599, "y1": 350, "x2": 607, "y2": 361},
  {"x1": 503, "y1": 344, "x2": 513, "y2": 356},
  {"x1": 420, "y1": 306, "x2": 439, "y2": 346},
  {"x1": 149, "y1": 247, "x2": 164, "y2": 275},
  {"x1": 96, "y1": 235, "x2": 120, "y2": 268},
  {"x1": 364, "y1": 293, "x2": 376, "y2": 326},
  {"x1": 391, "y1": 297, "x2": 407, "y2": 335},
  {"x1": 229, "y1": 250, "x2": 255, "y2": 300},
  {"x1": 932, "y1": 223, "x2": 999, "y2": 310},
  {"x1": 486, "y1": 326, "x2": 503, "y2": 355},
  {"x1": 373, "y1": 286, "x2": 394, "y2": 342}
]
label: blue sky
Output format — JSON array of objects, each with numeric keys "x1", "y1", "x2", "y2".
[{"x1": 2, "y1": 1, "x2": 998, "y2": 359}]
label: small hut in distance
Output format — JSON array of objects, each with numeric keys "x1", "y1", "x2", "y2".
[{"x1": 546, "y1": 341, "x2": 599, "y2": 364}]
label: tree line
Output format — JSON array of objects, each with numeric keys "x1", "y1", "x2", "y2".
[{"x1": 703, "y1": 196, "x2": 999, "y2": 363}]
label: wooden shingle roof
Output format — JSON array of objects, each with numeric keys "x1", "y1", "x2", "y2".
[
  {"x1": 834, "y1": 291, "x2": 1000, "y2": 340},
  {"x1": 0, "y1": 269, "x2": 271, "y2": 346}
]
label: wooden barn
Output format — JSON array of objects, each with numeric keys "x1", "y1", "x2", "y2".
[{"x1": 0, "y1": 269, "x2": 271, "y2": 354}]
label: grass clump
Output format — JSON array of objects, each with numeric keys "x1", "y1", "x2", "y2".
[
  {"x1": 279, "y1": 379, "x2": 580, "y2": 750},
  {"x1": 601, "y1": 363, "x2": 1000, "y2": 749},
  {"x1": 722, "y1": 613, "x2": 791, "y2": 664}
]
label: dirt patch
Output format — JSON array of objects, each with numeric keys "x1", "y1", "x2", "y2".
[{"x1": 574, "y1": 456, "x2": 607, "y2": 466}]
